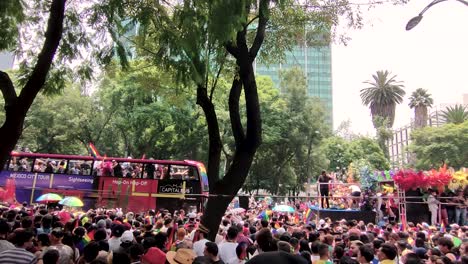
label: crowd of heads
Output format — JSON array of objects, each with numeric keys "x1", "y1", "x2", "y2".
[{"x1": 0, "y1": 202, "x2": 467, "y2": 264}]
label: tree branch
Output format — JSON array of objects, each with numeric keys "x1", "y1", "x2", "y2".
[
  {"x1": 18, "y1": 0, "x2": 66, "y2": 115},
  {"x1": 245, "y1": 15, "x2": 259, "y2": 29},
  {"x1": 229, "y1": 76, "x2": 245, "y2": 146},
  {"x1": 0, "y1": 71, "x2": 17, "y2": 110},
  {"x1": 225, "y1": 41, "x2": 239, "y2": 59},
  {"x1": 95, "y1": 107, "x2": 117, "y2": 143},
  {"x1": 209, "y1": 51, "x2": 227, "y2": 102},
  {"x1": 249, "y1": 0, "x2": 269, "y2": 60}
]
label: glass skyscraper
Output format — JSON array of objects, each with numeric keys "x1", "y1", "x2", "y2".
[{"x1": 255, "y1": 44, "x2": 333, "y2": 126}]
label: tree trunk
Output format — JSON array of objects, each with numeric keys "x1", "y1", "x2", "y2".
[
  {"x1": 0, "y1": 0, "x2": 66, "y2": 170},
  {"x1": 414, "y1": 106, "x2": 427, "y2": 128},
  {"x1": 199, "y1": 0, "x2": 268, "y2": 241}
]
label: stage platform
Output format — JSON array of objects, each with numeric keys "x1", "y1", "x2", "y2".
[{"x1": 310, "y1": 206, "x2": 376, "y2": 223}]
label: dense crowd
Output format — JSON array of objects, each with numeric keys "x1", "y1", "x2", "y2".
[{"x1": 0, "y1": 202, "x2": 467, "y2": 264}]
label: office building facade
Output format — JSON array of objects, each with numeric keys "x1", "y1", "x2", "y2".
[{"x1": 255, "y1": 45, "x2": 333, "y2": 126}]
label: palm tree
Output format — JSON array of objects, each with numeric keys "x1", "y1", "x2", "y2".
[
  {"x1": 441, "y1": 104, "x2": 468, "y2": 124},
  {"x1": 408, "y1": 88, "x2": 434, "y2": 128},
  {"x1": 360, "y1": 70, "x2": 405, "y2": 128}
]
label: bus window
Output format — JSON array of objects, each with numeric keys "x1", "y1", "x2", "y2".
[
  {"x1": 80, "y1": 161, "x2": 93, "y2": 175},
  {"x1": 67, "y1": 160, "x2": 92, "y2": 175},
  {"x1": 169, "y1": 165, "x2": 198, "y2": 180},
  {"x1": 93, "y1": 160, "x2": 110, "y2": 176},
  {"x1": 143, "y1": 163, "x2": 155, "y2": 179},
  {"x1": 130, "y1": 163, "x2": 143, "y2": 178},
  {"x1": 155, "y1": 164, "x2": 169, "y2": 180},
  {"x1": 56, "y1": 160, "x2": 67, "y2": 173},
  {"x1": 187, "y1": 166, "x2": 199, "y2": 180},
  {"x1": 93, "y1": 161, "x2": 102, "y2": 176},
  {"x1": 14, "y1": 157, "x2": 33, "y2": 172},
  {"x1": 33, "y1": 159, "x2": 46, "y2": 172},
  {"x1": 37, "y1": 159, "x2": 67, "y2": 174}
]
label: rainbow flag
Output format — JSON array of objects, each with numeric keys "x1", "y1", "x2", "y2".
[
  {"x1": 258, "y1": 210, "x2": 270, "y2": 221},
  {"x1": 89, "y1": 142, "x2": 100, "y2": 158},
  {"x1": 440, "y1": 223, "x2": 445, "y2": 233},
  {"x1": 274, "y1": 222, "x2": 281, "y2": 229},
  {"x1": 166, "y1": 223, "x2": 178, "y2": 251},
  {"x1": 76, "y1": 234, "x2": 91, "y2": 254},
  {"x1": 304, "y1": 208, "x2": 312, "y2": 223},
  {"x1": 145, "y1": 215, "x2": 155, "y2": 225}
]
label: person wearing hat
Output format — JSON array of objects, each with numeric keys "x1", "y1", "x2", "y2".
[
  {"x1": 118, "y1": 230, "x2": 135, "y2": 252},
  {"x1": 193, "y1": 224, "x2": 211, "y2": 257},
  {"x1": 109, "y1": 224, "x2": 125, "y2": 252},
  {"x1": 427, "y1": 189, "x2": 440, "y2": 226},
  {"x1": 166, "y1": 248, "x2": 196, "y2": 264},
  {"x1": 141, "y1": 237, "x2": 166, "y2": 264}
]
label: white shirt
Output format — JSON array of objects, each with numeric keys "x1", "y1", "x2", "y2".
[
  {"x1": 218, "y1": 241, "x2": 238, "y2": 263},
  {"x1": 349, "y1": 185, "x2": 361, "y2": 193},
  {"x1": 226, "y1": 257, "x2": 245, "y2": 264},
  {"x1": 193, "y1": 238, "x2": 209, "y2": 257},
  {"x1": 108, "y1": 237, "x2": 122, "y2": 252}
]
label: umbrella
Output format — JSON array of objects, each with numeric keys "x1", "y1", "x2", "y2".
[
  {"x1": 229, "y1": 208, "x2": 246, "y2": 214},
  {"x1": 36, "y1": 193, "x2": 63, "y2": 203},
  {"x1": 272, "y1": 205, "x2": 295, "y2": 213},
  {"x1": 59, "y1": 196, "x2": 84, "y2": 207}
]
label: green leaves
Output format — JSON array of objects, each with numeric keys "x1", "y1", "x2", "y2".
[
  {"x1": 408, "y1": 88, "x2": 433, "y2": 109},
  {"x1": 0, "y1": 0, "x2": 24, "y2": 50},
  {"x1": 441, "y1": 104, "x2": 468, "y2": 125},
  {"x1": 321, "y1": 135, "x2": 389, "y2": 173},
  {"x1": 246, "y1": 68, "x2": 329, "y2": 195},
  {"x1": 361, "y1": 70, "x2": 405, "y2": 129},
  {"x1": 410, "y1": 121, "x2": 468, "y2": 169}
]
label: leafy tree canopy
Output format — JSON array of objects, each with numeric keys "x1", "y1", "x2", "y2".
[
  {"x1": 410, "y1": 121, "x2": 468, "y2": 170},
  {"x1": 321, "y1": 135, "x2": 389, "y2": 174}
]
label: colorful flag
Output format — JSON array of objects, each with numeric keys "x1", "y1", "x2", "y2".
[
  {"x1": 167, "y1": 222, "x2": 178, "y2": 251},
  {"x1": 258, "y1": 210, "x2": 270, "y2": 221},
  {"x1": 304, "y1": 208, "x2": 312, "y2": 223},
  {"x1": 76, "y1": 234, "x2": 91, "y2": 253},
  {"x1": 440, "y1": 223, "x2": 445, "y2": 233},
  {"x1": 89, "y1": 143, "x2": 100, "y2": 158}
]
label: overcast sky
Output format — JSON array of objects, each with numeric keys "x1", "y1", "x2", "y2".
[{"x1": 332, "y1": 0, "x2": 468, "y2": 135}]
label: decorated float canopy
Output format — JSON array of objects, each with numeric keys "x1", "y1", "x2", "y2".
[{"x1": 359, "y1": 166, "x2": 467, "y2": 192}]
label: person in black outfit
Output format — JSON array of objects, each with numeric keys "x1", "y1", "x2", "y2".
[
  {"x1": 145, "y1": 163, "x2": 155, "y2": 179},
  {"x1": 112, "y1": 160, "x2": 123, "y2": 178},
  {"x1": 318, "y1": 171, "x2": 331, "y2": 209}
]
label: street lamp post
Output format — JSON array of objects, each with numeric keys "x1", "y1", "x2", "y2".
[{"x1": 406, "y1": 0, "x2": 468, "y2": 30}]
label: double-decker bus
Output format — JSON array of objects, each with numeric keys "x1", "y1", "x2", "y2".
[{"x1": 0, "y1": 152, "x2": 209, "y2": 213}]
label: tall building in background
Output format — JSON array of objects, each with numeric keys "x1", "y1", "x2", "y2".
[{"x1": 255, "y1": 44, "x2": 333, "y2": 126}]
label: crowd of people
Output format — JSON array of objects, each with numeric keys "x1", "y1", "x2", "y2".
[{"x1": 0, "y1": 200, "x2": 467, "y2": 264}]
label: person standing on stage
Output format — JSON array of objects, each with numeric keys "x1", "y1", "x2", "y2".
[
  {"x1": 318, "y1": 170, "x2": 331, "y2": 209},
  {"x1": 427, "y1": 188, "x2": 440, "y2": 226}
]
